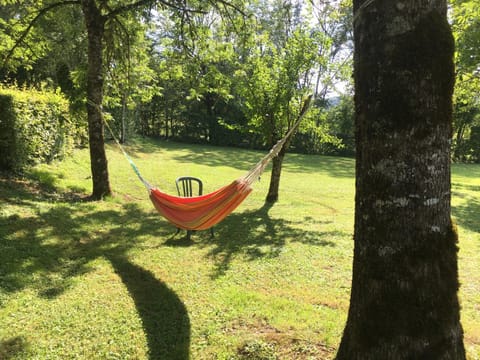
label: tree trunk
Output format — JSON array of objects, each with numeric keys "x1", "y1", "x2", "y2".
[
  {"x1": 121, "y1": 94, "x2": 127, "y2": 144},
  {"x1": 336, "y1": 1, "x2": 465, "y2": 359},
  {"x1": 204, "y1": 92, "x2": 218, "y2": 144},
  {"x1": 165, "y1": 106, "x2": 169, "y2": 138},
  {"x1": 82, "y1": 0, "x2": 111, "y2": 199},
  {"x1": 265, "y1": 142, "x2": 287, "y2": 203}
]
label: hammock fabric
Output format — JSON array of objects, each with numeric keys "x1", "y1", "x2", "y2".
[
  {"x1": 106, "y1": 95, "x2": 311, "y2": 231},
  {"x1": 149, "y1": 179, "x2": 252, "y2": 230}
]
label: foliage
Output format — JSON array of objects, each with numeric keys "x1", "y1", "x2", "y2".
[
  {"x1": 103, "y1": 12, "x2": 159, "y2": 142},
  {"x1": 0, "y1": 86, "x2": 75, "y2": 171},
  {"x1": 290, "y1": 105, "x2": 344, "y2": 155},
  {"x1": 234, "y1": 1, "x2": 330, "y2": 148},
  {"x1": 452, "y1": 77, "x2": 480, "y2": 162},
  {"x1": 141, "y1": 5, "x2": 248, "y2": 144},
  {"x1": 0, "y1": 1, "x2": 51, "y2": 74},
  {"x1": 236, "y1": 26, "x2": 317, "y2": 146},
  {"x1": 6, "y1": 0, "x2": 480, "y2": 163},
  {"x1": 451, "y1": 0, "x2": 480, "y2": 161},
  {"x1": 1, "y1": 0, "x2": 356, "y2": 157},
  {"x1": 0, "y1": 2, "x2": 85, "y2": 85},
  {"x1": 136, "y1": 0, "x2": 353, "y2": 155},
  {"x1": 451, "y1": 0, "x2": 480, "y2": 73},
  {"x1": 309, "y1": 0, "x2": 353, "y2": 98},
  {"x1": 323, "y1": 95, "x2": 355, "y2": 156},
  {"x1": 0, "y1": 2, "x2": 89, "y2": 144}
]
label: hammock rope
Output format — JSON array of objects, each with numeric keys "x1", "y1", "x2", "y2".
[
  {"x1": 240, "y1": 96, "x2": 312, "y2": 186},
  {"x1": 103, "y1": 95, "x2": 312, "y2": 230},
  {"x1": 104, "y1": 119, "x2": 153, "y2": 190}
]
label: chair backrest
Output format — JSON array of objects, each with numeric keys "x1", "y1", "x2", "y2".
[{"x1": 176, "y1": 176, "x2": 203, "y2": 197}]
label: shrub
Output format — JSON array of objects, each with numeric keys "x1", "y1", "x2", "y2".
[{"x1": 0, "y1": 87, "x2": 75, "y2": 171}]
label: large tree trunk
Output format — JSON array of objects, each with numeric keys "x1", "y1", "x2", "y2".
[
  {"x1": 82, "y1": 0, "x2": 111, "y2": 199},
  {"x1": 336, "y1": 1, "x2": 465, "y2": 359}
]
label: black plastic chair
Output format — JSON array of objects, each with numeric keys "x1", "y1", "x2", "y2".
[{"x1": 175, "y1": 176, "x2": 214, "y2": 239}]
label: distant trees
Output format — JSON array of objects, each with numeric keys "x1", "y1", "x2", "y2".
[
  {"x1": 1, "y1": 0, "x2": 249, "y2": 199},
  {"x1": 451, "y1": 0, "x2": 480, "y2": 162},
  {"x1": 235, "y1": 1, "x2": 321, "y2": 202},
  {"x1": 2, "y1": 0, "x2": 479, "y2": 169},
  {"x1": 337, "y1": 0, "x2": 465, "y2": 358},
  {"x1": 141, "y1": 0, "x2": 352, "y2": 202},
  {"x1": 0, "y1": 0, "x2": 384, "y2": 204}
]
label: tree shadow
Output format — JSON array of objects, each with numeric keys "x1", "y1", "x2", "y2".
[
  {"x1": 452, "y1": 183, "x2": 480, "y2": 234},
  {"x1": 164, "y1": 234, "x2": 196, "y2": 247},
  {"x1": 110, "y1": 138, "x2": 356, "y2": 179},
  {"x1": 452, "y1": 164, "x2": 480, "y2": 179},
  {"x1": 108, "y1": 255, "x2": 190, "y2": 360},
  {"x1": 0, "y1": 201, "x2": 162, "y2": 299},
  {"x1": 117, "y1": 138, "x2": 263, "y2": 174},
  {"x1": 0, "y1": 174, "x2": 190, "y2": 358},
  {"x1": 0, "y1": 336, "x2": 29, "y2": 360},
  {"x1": 165, "y1": 202, "x2": 339, "y2": 278},
  {"x1": 284, "y1": 153, "x2": 355, "y2": 178}
]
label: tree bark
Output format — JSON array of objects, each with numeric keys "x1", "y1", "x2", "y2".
[
  {"x1": 265, "y1": 144, "x2": 287, "y2": 203},
  {"x1": 336, "y1": 1, "x2": 465, "y2": 359},
  {"x1": 121, "y1": 94, "x2": 127, "y2": 144},
  {"x1": 81, "y1": 0, "x2": 111, "y2": 199}
]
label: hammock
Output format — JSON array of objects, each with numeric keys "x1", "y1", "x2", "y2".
[
  {"x1": 149, "y1": 179, "x2": 252, "y2": 230},
  {"x1": 110, "y1": 96, "x2": 311, "y2": 231}
]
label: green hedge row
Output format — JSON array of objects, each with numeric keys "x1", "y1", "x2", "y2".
[{"x1": 0, "y1": 87, "x2": 75, "y2": 171}]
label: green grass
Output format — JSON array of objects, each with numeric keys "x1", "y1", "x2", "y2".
[{"x1": 0, "y1": 138, "x2": 478, "y2": 359}]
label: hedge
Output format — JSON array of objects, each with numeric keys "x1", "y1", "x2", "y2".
[{"x1": 0, "y1": 87, "x2": 75, "y2": 171}]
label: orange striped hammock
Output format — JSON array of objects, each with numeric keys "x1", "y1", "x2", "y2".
[
  {"x1": 149, "y1": 179, "x2": 252, "y2": 231},
  {"x1": 115, "y1": 96, "x2": 311, "y2": 231},
  {"x1": 134, "y1": 135, "x2": 280, "y2": 231}
]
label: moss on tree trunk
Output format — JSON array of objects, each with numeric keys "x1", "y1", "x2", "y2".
[{"x1": 336, "y1": 1, "x2": 465, "y2": 358}]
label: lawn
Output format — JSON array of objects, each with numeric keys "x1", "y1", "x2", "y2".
[{"x1": 0, "y1": 138, "x2": 479, "y2": 359}]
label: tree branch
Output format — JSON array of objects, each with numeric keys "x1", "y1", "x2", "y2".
[
  {"x1": 2, "y1": 0, "x2": 81, "y2": 68},
  {"x1": 207, "y1": 0, "x2": 246, "y2": 17},
  {"x1": 105, "y1": 0, "x2": 206, "y2": 19}
]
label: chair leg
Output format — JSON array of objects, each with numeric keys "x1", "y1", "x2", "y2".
[{"x1": 186, "y1": 230, "x2": 191, "y2": 241}]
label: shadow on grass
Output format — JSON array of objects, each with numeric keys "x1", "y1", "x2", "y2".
[
  {"x1": 0, "y1": 174, "x2": 190, "y2": 358},
  {"x1": 452, "y1": 163, "x2": 480, "y2": 179},
  {"x1": 452, "y1": 183, "x2": 480, "y2": 234},
  {"x1": 112, "y1": 138, "x2": 355, "y2": 179},
  {"x1": 164, "y1": 202, "x2": 340, "y2": 278},
  {"x1": 108, "y1": 255, "x2": 190, "y2": 360},
  {"x1": 0, "y1": 336, "x2": 29, "y2": 360}
]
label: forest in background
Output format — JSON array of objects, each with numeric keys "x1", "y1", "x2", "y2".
[{"x1": 0, "y1": 0, "x2": 478, "y2": 161}]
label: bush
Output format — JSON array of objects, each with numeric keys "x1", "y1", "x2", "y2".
[
  {"x1": 0, "y1": 87, "x2": 75, "y2": 171},
  {"x1": 470, "y1": 126, "x2": 480, "y2": 163},
  {"x1": 453, "y1": 126, "x2": 480, "y2": 163}
]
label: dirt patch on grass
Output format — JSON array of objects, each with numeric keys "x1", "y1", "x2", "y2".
[{"x1": 225, "y1": 318, "x2": 335, "y2": 359}]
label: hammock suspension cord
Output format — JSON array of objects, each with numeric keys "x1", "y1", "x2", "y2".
[{"x1": 240, "y1": 96, "x2": 312, "y2": 186}]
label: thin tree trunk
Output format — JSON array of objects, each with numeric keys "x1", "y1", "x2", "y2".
[
  {"x1": 121, "y1": 94, "x2": 127, "y2": 144},
  {"x1": 336, "y1": 1, "x2": 465, "y2": 358},
  {"x1": 82, "y1": 0, "x2": 111, "y2": 199},
  {"x1": 204, "y1": 92, "x2": 217, "y2": 144},
  {"x1": 165, "y1": 106, "x2": 169, "y2": 138},
  {"x1": 265, "y1": 141, "x2": 288, "y2": 203}
]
